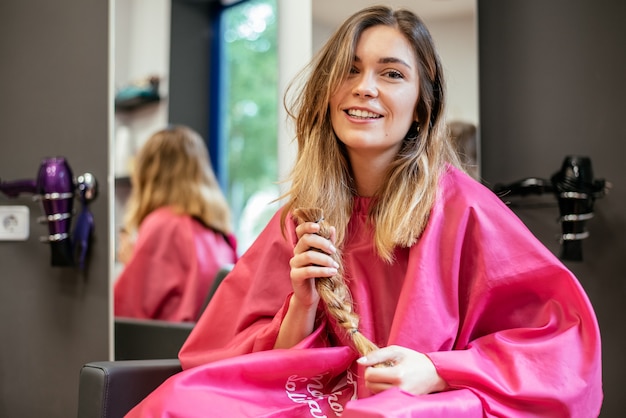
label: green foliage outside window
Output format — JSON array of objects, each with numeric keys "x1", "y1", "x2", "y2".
[{"x1": 222, "y1": 0, "x2": 279, "y2": 252}]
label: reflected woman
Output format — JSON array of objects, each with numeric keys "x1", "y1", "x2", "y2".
[{"x1": 114, "y1": 125, "x2": 238, "y2": 322}]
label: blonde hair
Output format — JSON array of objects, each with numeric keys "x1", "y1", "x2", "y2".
[
  {"x1": 282, "y1": 6, "x2": 461, "y2": 262},
  {"x1": 124, "y1": 125, "x2": 232, "y2": 235}
]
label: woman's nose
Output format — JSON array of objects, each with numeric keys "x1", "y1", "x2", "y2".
[{"x1": 352, "y1": 73, "x2": 378, "y2": 98}]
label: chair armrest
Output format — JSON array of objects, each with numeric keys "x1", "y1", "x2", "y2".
[{"x1": 77, "y1": 359, "x2": 181, "y2": 418}]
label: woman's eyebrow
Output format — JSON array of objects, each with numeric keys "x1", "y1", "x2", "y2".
[
  {"x1": 353, "y1": 55, "x2": 412, "y2": 69},
  {"x1": 379, "y1": 57, "x2": 412, "y2": 68}
]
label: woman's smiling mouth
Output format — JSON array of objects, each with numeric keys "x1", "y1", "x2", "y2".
[{"x1": 346, "y1": 108, "x2": 383, "y2": 119}]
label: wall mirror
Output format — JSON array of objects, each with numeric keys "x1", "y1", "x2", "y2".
[{"x1": 111, "y1": 0, "x2": 478, "y2": 359}]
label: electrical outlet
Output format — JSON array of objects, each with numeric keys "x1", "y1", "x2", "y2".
[{"x1": 0, "y1": 206, "x2": 30, "y2": 241}]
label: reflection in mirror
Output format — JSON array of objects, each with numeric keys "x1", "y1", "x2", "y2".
[
  {"x1": 112, "y1": 0, "x2": 281, "y2": 360},
  {"x1": 112, "y1": 0, "x2": 176, "y2": 360},
  {"x1": 111, "y1": 0, "x2": 478, "y2": 359}
]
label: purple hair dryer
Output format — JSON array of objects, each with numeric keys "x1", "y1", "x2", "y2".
[
  {"x1": 0, "y1": 157, "x2": 97, "y2": 268},
  {"x1": 35, "y1": 157, "x2": 75, "y2": 266}
]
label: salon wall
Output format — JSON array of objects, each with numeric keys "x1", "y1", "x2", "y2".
[
  {"x1": 0, "y1": 0, "x2": 110, "y2": 417},
  {"x1": 478, "y1": 0, "x2": 626, "y2": 416}
]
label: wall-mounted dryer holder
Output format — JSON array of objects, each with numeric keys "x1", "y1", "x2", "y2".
[
  {"x1": 492, "y1": 156, "x2": 610, "y2": 261},
  {"x1": 0, "y1": 157, "x2": 97, "y2": 269}
]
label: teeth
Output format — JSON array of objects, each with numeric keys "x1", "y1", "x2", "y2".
[{"x1": 347, "y1": 109, "x2": 381, "y2": 119}]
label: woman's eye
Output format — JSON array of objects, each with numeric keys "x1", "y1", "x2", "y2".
[
  {"x1": 349, "y1": 66, "x2": 359, "y2": 75},
  {"x1": 384, "y1": 70, "x2": 404, "y2": 79}
]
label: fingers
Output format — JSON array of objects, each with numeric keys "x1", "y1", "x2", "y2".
[
  {"x1": 295, "y1": 222, "x2": 337, "y2": 254},
  {"x1": 291, "y1": 229, "x2": 338, "y2": 273},
  {"x1": 292, "y1": 221, "x2": 338, "y2": 284},
  {"x1": 289, "y1": 261, "x2": 338, "y2": 283},
  {"x1": 362, "y1": 363, "x2": 400, "y2": 394},
  {"x1": 290, "y1": 246, "x2": 339, "y2": 285},
  {"x1": 292, "y1": 221, "x2": 338, "y2": 272},
  {"x1": 364, "y1": 381, "x2": 393, "y2": 394},
  {"x1": 289, "y1": 221, "x2": 339, "y2": 306},
  {"x1": 357, "y1": 346, "x2": 400, "y2": 367},
  {"x1": 295, "y1": 220, "x2": 320, "y2": 238},
  {"x1": 358, "y1": 346, "x2": 448, "y2": 396},
  {"x1": 358, "y1": 347, "x2": 401, "y2": 394}
]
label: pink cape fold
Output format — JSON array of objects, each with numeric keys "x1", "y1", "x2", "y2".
[
  {"x1": 128, "y1": 346, "x2": 359, "y2": 418},
  {"x1": 343, "y1": 388, "x2": 483, "y2": 417},
  {"x1": 128, "y1": 167, "x2": 602, "y2": 417},
  {"x1": 114, "y1": 206, "x2": 238, "y2": 322}
]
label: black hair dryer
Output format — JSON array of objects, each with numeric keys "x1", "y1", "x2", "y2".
[
  {"x1": 492, "y1": 156, "x2": 609, "y2": 261},
  {"x1": 0, "y1": 157, "x2": 97, "y2": 268},
  {"x1": 551, "y1": 156, "x2": 608, "y2": 261}
]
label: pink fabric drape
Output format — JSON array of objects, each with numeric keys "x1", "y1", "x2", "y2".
[
  {"x1": 114, "y1": 207, "x2": 238, "y2": 322},
  {"x1": 128, "y1": 167, "x2": 602, "y2": 417}
]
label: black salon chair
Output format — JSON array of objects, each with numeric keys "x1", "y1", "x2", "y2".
[
  {"x1": 78, "y1": 265, "x2": 233, "y2": 418},
  {"x1": 77, "y1": 359, "x2": 181, "y2": 418}
]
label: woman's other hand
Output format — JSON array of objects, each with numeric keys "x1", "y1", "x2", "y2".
[{"x1": 357, "y1": 345, "x2": 448, "y2": 396}]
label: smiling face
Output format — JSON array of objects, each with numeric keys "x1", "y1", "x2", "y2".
[{"x1": 329, "y1": 24, "x2": 420, "y2": 166}]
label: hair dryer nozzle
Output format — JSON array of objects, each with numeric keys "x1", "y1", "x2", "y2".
[{"x1": 0, "y1": 179, "x2": 37, "y2": 197}]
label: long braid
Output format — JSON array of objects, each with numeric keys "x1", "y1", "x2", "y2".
[{"x1": 293, "y1": 208, "x2": 379, "y2": 358}]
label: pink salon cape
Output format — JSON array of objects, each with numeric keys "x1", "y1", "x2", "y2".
[
  {"x1": 128, "y1": 167, "x2": 602, "y2": 417},
  {"x1": 114, "y1": 206, "x2": 238, "y2": 322}
]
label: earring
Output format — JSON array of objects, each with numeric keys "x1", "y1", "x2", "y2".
[{"x1": 406, "y1": 121, "x2": 420, "y2": 141}]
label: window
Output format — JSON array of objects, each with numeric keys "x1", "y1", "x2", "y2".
[{"x1": 221, "y1": 0, "x2": 279, "y2": 253}]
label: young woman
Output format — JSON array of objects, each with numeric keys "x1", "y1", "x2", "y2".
[
  {"x1": 114, "y1": 125, "x2": 237, "y2": 322},
  {"x1": 127, "y1": 6, "x2": 601, "y2": 416}
]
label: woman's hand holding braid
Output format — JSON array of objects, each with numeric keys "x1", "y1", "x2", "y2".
[
  {"x1": 357, "y1": 345, "x2": 448, "y2": 395},
  {"x1": 279, "y1": 218, "x2": 448, "y2": 397},
  {"x1": 274, "y1": 221, "x2": 339, "y2": 349},
  {"x1": 290, "y1": 220, "x2": 339, "y2": 307}
]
